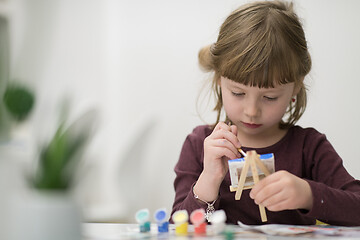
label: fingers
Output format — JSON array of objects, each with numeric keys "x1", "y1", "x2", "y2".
[
  {"x1": 230, "y1": 124, "x2": 238, "y2": 136},
  {"x1": 213, "y1": 122, "x2": 241, "y2": 148},
  {"x1": 208, "y1": 122, "x2": 241, "y2": 159},
  {"x1": 249, "y1": 171, "x2": 313, "y2": 211},
  {"x1": 213, "y1": 121, "x2": 230, "y2": 131},
  {"x1": 250, "y1": 174, "x2": 282, "y2": 206},
  {"x1": 202, "y1": 121, "x2": 244, "y2": 183},
  {"x1": 205, "y1": 138, "x2": 240, "y2": 160},
  {"x1": 265, "y1": 199, "x2": 290, "y2": 212},
  {"x1": 216, "y1": 121, "x2": 239, "y2": 139},
  {"x1": 252, "y1": 186, "x2": 286, "y2": 211},
  {"x1": 216, "y1": 146, "x2": 240, "y2": 161},
  {"x1": 250, "y1": 171, "x2": 280, "y2": 197}
]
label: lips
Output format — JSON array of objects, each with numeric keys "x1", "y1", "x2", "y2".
[{"x1": 241, "y1": 122, "x2": 262, "y2": 129}]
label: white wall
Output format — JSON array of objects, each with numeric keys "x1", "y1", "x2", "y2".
[{"x1": 7, "y1": 0, "x2": 360, "y2": 222}]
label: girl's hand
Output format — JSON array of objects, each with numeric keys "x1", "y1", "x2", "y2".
[
  {"x1": 202, "y1": 122, "x2": 242, "y2": 183},
  {"x1": 249, "y1": 170, "x2": 313, "y2": 211},
  {"x1": 194, "y1": 122, "x2": 241, "y2": 203}
]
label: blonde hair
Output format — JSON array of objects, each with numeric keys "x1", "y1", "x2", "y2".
[{"x1": 198, "y1": 1, "x2": 311, "y2": 129}]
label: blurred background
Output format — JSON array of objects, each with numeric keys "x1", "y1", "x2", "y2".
[{"x1": 1, "y1": 0, "x2": 360, "y2": 223}]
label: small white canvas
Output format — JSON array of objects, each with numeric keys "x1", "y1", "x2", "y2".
[{"x1": 228, "y1": 153, "x2": 275, "y2": 189}]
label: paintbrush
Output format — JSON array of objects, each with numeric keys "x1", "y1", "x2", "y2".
[{"x1": 238, "y1": 148, "x2": 247, "y2": 157}]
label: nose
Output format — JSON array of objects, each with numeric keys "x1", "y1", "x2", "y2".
[{"x1": 244, "y1": 98, "x2": 260, "y2": 118}]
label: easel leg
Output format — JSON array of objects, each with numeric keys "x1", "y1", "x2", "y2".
[
  {"x1": 249, "y1": 151, "x2": 268, "y2": 222},
  {"x1": 235, "y1": 156, "x2": 250, "y2": 200}
]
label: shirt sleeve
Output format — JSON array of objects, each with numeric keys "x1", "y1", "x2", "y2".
[
  {"x1": 170, "y1": 126, "x2": 220, "y2": 222},
  {"x1": 302, "y1": 130, "x2": 360, "y2": 226}
]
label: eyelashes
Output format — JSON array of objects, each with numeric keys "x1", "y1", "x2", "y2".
[
  {"x1": 231, "y1": 92, "x2": 278, "y2": 101},
  {"x1": 263, "y1": 96, "x2": 278, "y2": 101},
  {"x1": 231, "y1": 92, "x2": 245, "y2": 97}
]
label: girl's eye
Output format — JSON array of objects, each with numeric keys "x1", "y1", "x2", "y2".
[
  {"x1": 232, "y1": 92, "x2": 244, "y2": 97},
  {"x1": 264, "y1": 96, "x2": 278, "y2": 101}
]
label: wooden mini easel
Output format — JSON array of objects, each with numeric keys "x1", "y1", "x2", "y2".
[{"x1": 234, "y1": 150, "x2": 271, "y2": 222}]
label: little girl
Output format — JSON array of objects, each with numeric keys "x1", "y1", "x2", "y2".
[{"x1": 171, "y1": 1, "x2": 360, "y2": 226}]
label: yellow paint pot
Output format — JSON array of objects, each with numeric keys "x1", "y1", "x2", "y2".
[
  {"x1": 172, "y1": 210, "x2": 189, "y2": 236},
  {"x1": 175, "y1": 222, "x2": 188, "y2": 236}
]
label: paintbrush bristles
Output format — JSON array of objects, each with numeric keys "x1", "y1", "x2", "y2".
[{"x1": 238, "y1": 148, "x2": 247, "y2": 157}]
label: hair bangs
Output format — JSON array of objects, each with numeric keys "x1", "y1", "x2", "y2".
[{"x1": 219, "y1": 13, "x2": 300, "y2": 88}]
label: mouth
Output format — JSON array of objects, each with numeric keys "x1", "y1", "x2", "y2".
[{"x1": 241, "y1": 122, "x2": 262, "y2": 129}]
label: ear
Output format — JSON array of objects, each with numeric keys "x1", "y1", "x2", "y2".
[{"x1": 292, "y1": 76, "x2": 304, "y2": 96}]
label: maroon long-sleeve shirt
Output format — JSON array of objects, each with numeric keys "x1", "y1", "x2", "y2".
[{"x1": 171, "y1": 125, "x2": 360, "y2": 226}]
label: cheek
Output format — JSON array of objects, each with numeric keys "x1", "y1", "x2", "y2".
[
  {"x1": 222, "y1": 94, "x2": 240, "y2": 115},
  {"x1": 223, "y1": 104, "x2": 239, "y2": 118},
  {"x1": 264, "y1": 102, "x2": 290, "y2": 122}
]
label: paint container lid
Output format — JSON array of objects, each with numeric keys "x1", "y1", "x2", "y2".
[
  {"x1": 135, "y1": 208, "x2": 150, "y2": 223},
  {"x1": 190, "y1": 208, "x2": 206, "y2": 225},
  {"x1": 210, "y1": 209, "x2": 226, "y2": 224},
  {"x1": 154, "y1": 208, "x2": 167, "y2": 223},
  {"x1": 172, "y1": 210, "x2": 188, "y2": 224}
]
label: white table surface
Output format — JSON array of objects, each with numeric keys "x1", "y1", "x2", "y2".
[{"x1": 82, "y1": 223, "x2": 360, "y2": 240}]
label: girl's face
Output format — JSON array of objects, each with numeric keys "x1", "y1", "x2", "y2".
[{"x1": 220, "y1": 76, "x2": 296, "y2": 145}]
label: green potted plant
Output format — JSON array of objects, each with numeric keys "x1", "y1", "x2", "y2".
[
  {"x1": 9, "y1": 108, "x2": 97, "y2": 240},
  {"x1": 32, "y1": 113, "x2": 92, "y2": 190}
]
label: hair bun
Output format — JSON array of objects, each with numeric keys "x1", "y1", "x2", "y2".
[{"x1": 198, "y1": 44, "x2": 215, "y2": 72}]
